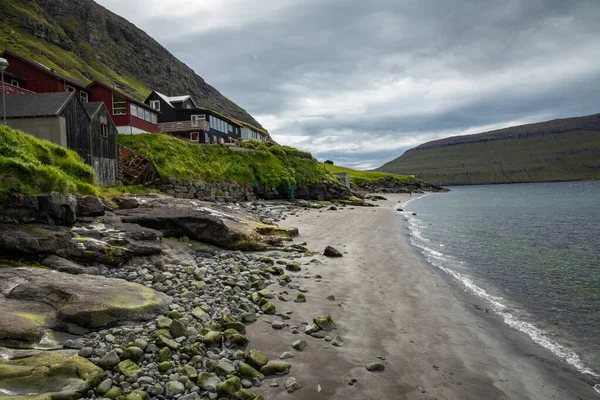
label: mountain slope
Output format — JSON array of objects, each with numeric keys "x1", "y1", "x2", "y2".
[
  {"x1": 0, "y1": 0, "x2": 263, "y2": 128},
  {"x1": 377, "y1": 114, "x2": 600, "y2": 185}
]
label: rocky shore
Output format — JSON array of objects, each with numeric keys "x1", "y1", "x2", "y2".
[{"x1": 0, "y1": 192, "x2": 374, "y2": 400}]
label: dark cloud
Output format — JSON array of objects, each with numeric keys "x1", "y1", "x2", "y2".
[{"x1": 96, "y1": 0, "x2": 600, "y2": 169}]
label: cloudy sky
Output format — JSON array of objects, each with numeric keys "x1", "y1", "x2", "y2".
[{"x1": 95, "y1": 0, "x2": 600, "y2": 169}]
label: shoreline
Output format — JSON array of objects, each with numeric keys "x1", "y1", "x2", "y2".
[{"x1": 246, "y1": 193, "x2": 598, "y2": 399}]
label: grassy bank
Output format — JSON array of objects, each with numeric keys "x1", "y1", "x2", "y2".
[
  {"x1": 324, "y1": 164, "x2": 423, "y2": 186},
  {"x1": 118, "y1": 134, "x2": 336, "y2": 191},
  {"x1": 0, "y1": 126, "x2": 98, "y2": 199}
]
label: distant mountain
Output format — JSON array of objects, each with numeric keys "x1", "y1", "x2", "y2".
[
  {"x1": 0, "y1": 0, "x2": 263, "y2": 128},
  {"x1": 377, "y1": 114, "x2": 600, "y2": 186}
]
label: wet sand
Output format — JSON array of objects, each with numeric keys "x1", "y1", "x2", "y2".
[{"x1": 247, "y1": 194, "x2": 597, "y2": 400}]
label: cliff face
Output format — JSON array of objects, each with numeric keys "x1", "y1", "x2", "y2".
[
  {"x1": 0, "y1": 0, "x2": 263, "y2": 128},
  {"x1": 377, "y1": 114, "x2": 600, "y2": 186}
]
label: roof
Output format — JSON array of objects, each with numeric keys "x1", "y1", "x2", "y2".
[
  {"x1": 1, "y1": 50, "x2": 89, "y2": 91},
  {"x1": 148, "y1": 91, "x2": 196, "y2": 109},
  {"x1": 4, "y1": 92, "x2": 79, "y2": 118},
  {"x1": 88, "y1": 81, "x2": 157, "y2": 112},
  {"x1": 83, "y1": 102, "x2": 104, "y2": 118}
]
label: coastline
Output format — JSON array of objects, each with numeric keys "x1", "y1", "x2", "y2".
[{"x1": 246, "y1": 193, "x2": 597, "y2": 399}]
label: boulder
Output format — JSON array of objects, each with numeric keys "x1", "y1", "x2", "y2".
[
  {"x1": 41, "y1": 255, "x2": 95, "y2": 275},
  {"x1": 0, "y1": 267, "x2": 169, "y2": 341},
  {"x1": 233, "y1": 388, "x2": 261, "y2": 400},
  {"x1": 0, "y1": 192, "x2": 77, "y2": 226},
  {"x1": 114, "y1": 360, "x2": 142, "y2": 378},
  {"x1": 0, "y1": 351, "x2": 103, "y2": 399},
  {"x1": 113, "y1": 197, "x2": 140, "y2": 210},
  {"x1": 76, "y1": 195, "x2": 105, "y2": 216},
  {"x1": 217, "y1": 376, "x2": 241, "y2": 397},
  {"x1": 260, "y1": 361, "x2": 291, "y2": 376},
  {"x1": 239, "y1": 362, "x2": 263, "y2": 379},
  {"x1": 245, "y1": 349, "x2": 268, "y2": 370},
  {"x1": 313, "y1": 315, "x2": 337, "y2": 331},
  {"x1": 197, "y1": 372, "x2": 220, "y2": 392},
  {"x1": 324, "y1": 246, "x2": 343, "y2": 257}
]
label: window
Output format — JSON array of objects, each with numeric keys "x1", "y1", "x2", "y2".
[
  {"x1": 112, "y1": 93, "x2": 126, "y2": 115},
  {"x1": 191, "y1": 115, "x2": 205, "y2": 127},
  {"x1": 228, "y1": 124, "x2": 233, "y2": 133},
  {"x1": 144, "y1": 110, "x2": 150, "y2": 122},
  {"x1": 150, "y1": 100, "x2": 160, "y2": 111},
  {"x1": 151, "y1": 113, "x2": 157, "y2": 124},
  {"x1": 66, "y1": 85, "x2": 76, "y2": 93},
  {"x1": 10, "y1": 80, "x2": 19, "y2": 87},
  {"x1": 130, "y1": 104, "x2": 138, "y2": 118},
  {"x1": 212, "y1": 134, "x2": 217, "y2": 144},
  {"x1": 190, "y1": 132, "x2": 199, "y2": 142},
  {"x1": 100, "y1": 116, "x2": 109, "y2": 138},
  {"x1": 80, "y1": 91, "x2": 88, "y2": 103},
  {"x1": 204, "y1": 132, "x2": 209, "y2": 143}
]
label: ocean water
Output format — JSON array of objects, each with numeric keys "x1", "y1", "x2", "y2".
[{"x1": 402, "y1": 181, "x2": 600, "y2": 383}]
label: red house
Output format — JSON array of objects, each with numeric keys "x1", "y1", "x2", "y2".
[
  {"x1": 87, "y1": 81, "x2": 158, "y2": 134},
  {"x1": 0, "y1": 50, "x2": 90, "y2": 102}
]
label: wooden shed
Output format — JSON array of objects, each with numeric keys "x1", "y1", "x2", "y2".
[{"x1": 84, "y1": 102, "x2": 119, "y2": 186}]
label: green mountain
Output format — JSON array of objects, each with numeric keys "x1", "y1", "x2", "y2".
[
  {"x1": 377, "y1": 114, "x2": 600, "y2": 186},
  {"x1": 0, "y1": 0, "x2": 262, "y2": 128}
]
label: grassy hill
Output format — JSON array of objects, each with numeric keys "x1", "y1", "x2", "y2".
[
  {"x1": 324, "y1": 164, "x2": 422, "y2": 185},
  {"x1": 118, "y1": 134, "x2": 337, "y2": 192},
  {"x1": 0, "y1": 126, "x2": 98, "y2": 199},
  {"x1": 377, "y1": 114, "x2": 600, "y2": 185},
  {"x1": 0, "y1": 0, "x2": 262, "y2": 128}
]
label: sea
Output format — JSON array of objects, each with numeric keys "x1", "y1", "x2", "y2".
[{"x1": 402, "y1": 181, "x2": 600, "y2": 388}]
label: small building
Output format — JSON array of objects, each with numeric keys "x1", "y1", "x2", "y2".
[
  {"x1": 4, "y1": 92, "x2": 91, "y2": 164},
  {"x1": 1, "y1": 50, "x2": 91, "y2": 103},
  {"x1": 145, "y1": 91, "x2": 243, "y2": 144},
  {"x1": 240, "y1": 125, "x2": 270, "y2": 142},
  {"x1": 88, "y1": 81, "x2": 159, "y2": 134},
  {"x1": 335, "y1": 172, "x2": 351, "y2": 188},
  {"x1": 83, "y1": 102, "x2": 119, "y2": 186}
]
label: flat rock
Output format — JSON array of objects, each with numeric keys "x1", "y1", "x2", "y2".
[{"x1": 366, "y1": 362, "x2": 385, "y2": 372}]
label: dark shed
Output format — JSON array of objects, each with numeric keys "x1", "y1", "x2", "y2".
[{"x1": 84, "y1": 102, "x2": 119, "y2": 186}]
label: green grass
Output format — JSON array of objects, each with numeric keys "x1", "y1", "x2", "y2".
[
  {"x1": 117, "y1": 134, "x2": 337, "y2": 192},
  {"x1": 0, "y1": 126, "x2": 98, "y2": 199},
  {"x1": 324, "y1": 164, "x2": 423, "y2": 186}
]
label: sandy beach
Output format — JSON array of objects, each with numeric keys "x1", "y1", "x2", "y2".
[{"x1": 247, "y1": 194, "x2": 597, "y2": 400}]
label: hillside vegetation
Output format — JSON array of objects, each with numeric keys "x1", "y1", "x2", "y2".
[
  {"x1": 0, "y1": 126, "x2": 97, "y2": 199},
  {"x1": 0, "y1": 0, "x2": 262, "y2": 128},
  {"x1": 325, "y1": 164, "x2": 422, "y2": 186},
  {"x1": 118, "y1": 134, "x2": 336, "y2": 192},
  {"x1": 377, "y1": 114, "x2": 600, "y2": 185}
]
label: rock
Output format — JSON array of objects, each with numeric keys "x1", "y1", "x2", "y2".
[
  {"x1": 241, "y1": 312, "x2": 257, "y2": 323},
  {"x1": 104, "y1": 387, "x2": 123, "y2": 399},
  {"x1": 246, "y1": 349, "x2": 268, "y2": 370},
  {"x1": 285, "y1": 262, "x2": 302, "y2": 272},
  {"x1": 223, "y1": 329, "x2": 249, "y2": 347},
  {"x1": 157, "y1": 347, "x2": 172, "y2": 363},
  {"x1": 203, "y1": 331, "x2": 223, "y2": 347},
  {"x1": 0, "y1": 192, "x2": 77, "y2": 226},
  {"x1": 304, "y1": 324, "x2": 320, "y2": 334},
  {"x1": 157, "y1": 317, "x2": 173, "y2": 329},
  {"x1": 0, "y1": 352, "x2": 103, "y2": 399},
  {"x1": 197, "y1": 372, "x2": 220, "y2": 392},
  {"x1": 41, "y1": 255, "x2": 91, "y2": 275},
  {"x1": 114, "y1": 196, "x2": 140, "y2": 210},
  {"x1": 317, "y1": 384, "x2": 323, "y2": 393},
  {"x1": 260, "y1": 300, "x2": 276, "y2": 314},
  {"x1": 115, "y1": 360, "x2": 143, "y2": 378},
  {"x1": 366, "y1": 362, "x2": 385, "y2": 372},
  {"x1": 279, "y1": 352, "x2": 295, "y2": 359},
  {"x1": 294, "y1": 293, "x2": 307, "y2": 303},
  {"x1": 120, "y1": 346, "x2": 144, "y2": 362},
  {"x1": 180, "y1": 393, "x2": 202, "y2": 400},
  {"x1": 96, "y1": 378, "x2": 113, "y2": 394},
  {"x1": 257, "y1": 289, "x2": 274, "y2": 299},
  {"x1": 272, "y1": 321, "x2": 287, "y2": 330},
  {"x1": 217, "y1": 376, "x2": 242, "y2": 397},
  {"x1": 285, "y1": 377, "x2": 302, "y2": 393},
  {"x1": 158, "y1": 361, "x2": 172, "y2": 372},
  {"x1": 326, "y1": 295, "x2": 336, "y2": 301},
  {"x1": 0, "y1": 267, "x2": 169, "y2": 336},
  {"x1": 192, "y1": 307, "x2": 210, "y2": 322},
  {"x1": 166, "y1": 380, "x2": 186, "y2": 395},
  {"x1": 170, "y1": 319, "x2": 187, "y2": 338},
  {"x1": 331, "y1": 335, "x2": 345, "y2": 347},
  {"x1": 215, "y1": 359, "x2": 237, "y2": 376},
  {"x1": 156, "y1": 335, "x2": 181, "y2": 350},
  {"x1": 233, "y1": 388, "x2": 260, "y2": 400},
  {"x1": 292, "y1": 340, "x2": 307, "y2": 351},
  {"x1": 239, "y1": 362, "x2": 264, "y2": 379},
  {"x1": 224, "y1": 321, "x2": 246, "y2": 333},
  {"x1": 260, "y1": 361, "x2": 291, "y2": 376},
  {"x1": 97, "y1": 350, "x2": 120, "y2": 369},
  {"x1": 313, "y1": 315, "x2": 337, "y2": 331},
  {"x1": 323, "y1": 246, "x2": 343, "y2": 257},
  {"x1": 77, "y1": 195, "x2": 106, "y2": 216}
]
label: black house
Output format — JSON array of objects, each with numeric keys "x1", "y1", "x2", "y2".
[
  {"x1": 144, "y1": 91, "x2": 242, "y2": 144},
  {"x1": 83, "y1": 102, "x2": 119, "y2": 186}
]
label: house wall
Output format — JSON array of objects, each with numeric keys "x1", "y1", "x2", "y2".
[
  {"x1": 60, "y1": 96, "x2": 92, "y2": 164},
  {"x1": 5, "y1": 117, "x2": 67, "y2": 147},
  {"x1": 146, "y1": 93, "x2": 178, "y2": 122},
  {"x1": 3, "y1": 53, "x2": 89, "y2": 98},
  {"x1": 92, "y1": 156, "x2": 118, "y2": 186},
  {"x1": 90, "y1": 85, "x2": 158, "y2": 133}
]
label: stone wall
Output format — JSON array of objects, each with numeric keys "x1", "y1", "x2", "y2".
[{"x1": 153, "y1": 178, "x2": 256, "y2": 202}]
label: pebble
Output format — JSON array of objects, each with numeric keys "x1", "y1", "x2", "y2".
[
  {"x1": 366, "y1": 363, "x2": 385, "y2": 372},
  {"x1": 285, "y1": 377, "x2": 302, "y2": 393}
]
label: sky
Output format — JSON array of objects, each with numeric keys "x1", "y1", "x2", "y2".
[{"x1": 95, "y1": 0, "x2": 600, "y2": 170}]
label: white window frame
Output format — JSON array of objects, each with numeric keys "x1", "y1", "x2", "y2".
[
  {"x1": 191, "y1": 115, "x2": 205, "y2": 127},
  {"x1": 80, "y1": 91, "x2": 88, "y2": 103},
  {"x1": 130, "y1": 104, "x2": 138, "y2": 118},
  {"x1": 144, "y1": 109, "x2": 150, "y2": 122},
  {"x1": 190, "y1": 132, "x2": 199, "y2": 142},
  {"x1": 112, "y1": 93, "x2": 127, "y2": 115},
  {"x1": 66, "y1": 85, "x2": 76, "y2": 93},
  {"x1": 151, "y1": 113, "x2": 157, "y2": 124},
  {"x1": 150, "y1": 100, "x2": 160, "y2": 111},
  {"x1": 10, "y1": 79, "x2": 19, "y2": 87},
  {"x1": 204, "y1": 132, "x2": 209, "y2": 143}
]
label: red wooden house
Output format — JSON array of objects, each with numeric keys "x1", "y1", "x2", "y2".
[
  {"x1": 87, "y1": 81, "x2": 158, "y2": 134},
  {"x1": 0, "y1": 50, "x2": 90, "y2": 102}
]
